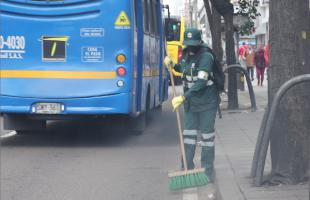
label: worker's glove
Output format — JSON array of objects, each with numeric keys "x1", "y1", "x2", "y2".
[
  {"x1": 172, "y1": 69, "x2": 183, "y2": 77},
  {"x1": 164, "y1": 56, "x2": 173, "y2": 69},
  {"x1": 172, "y1": 95, "x2": 185, "y2": 110}
]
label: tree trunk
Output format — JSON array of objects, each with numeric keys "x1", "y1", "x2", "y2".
[
  {"x1": 268, "y1": 0, "x2": 310, "y2": 185},
  {"x1": 204, "y1": 0, "x2": 223, "y2": 60},
  {"x1": 223, "y1": 12, "x2": 238, "y2": 109},
  {"x1": 209, "y1": 0, "x2": 239, "y2": 108}
]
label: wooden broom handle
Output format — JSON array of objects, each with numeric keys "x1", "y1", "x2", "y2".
[{"x1": 168, "y1": 63, "x2": 188, "y2": 171}]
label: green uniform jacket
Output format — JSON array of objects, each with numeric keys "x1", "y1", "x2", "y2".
[{"x1": 174, "y1": 44, "x2": 219, "y2": 112}]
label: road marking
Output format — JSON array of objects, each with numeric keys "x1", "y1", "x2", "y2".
[
  {"x1": 0, "y1": 131, "x2": 17, "y2": 138},
  {"x1": 183, "y1": 188, "x2": 198, "y2": 200}
]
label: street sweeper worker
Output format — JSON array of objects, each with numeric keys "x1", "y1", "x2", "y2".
[{"x1": 164, "y1": 28, "x2": 219, "y2": 181}]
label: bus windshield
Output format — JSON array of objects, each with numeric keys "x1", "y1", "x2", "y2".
[{"x1": 165, "y1": 18, "x2": 181, "y2": 42}]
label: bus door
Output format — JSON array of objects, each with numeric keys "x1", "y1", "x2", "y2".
[
  {"x1": 133, "y1": 0, "x2": 140, "y2": 114},
  {"x1": 141, "y1": 0, "x2": 151, "y2": 112},
  {"x1": 157, "y1": 1, "x2": 166, "y2": 103},
  {"x1": 148, "y1": 0, "x2": 161, "y2": 107}
]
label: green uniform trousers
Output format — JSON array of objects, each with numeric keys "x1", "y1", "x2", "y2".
[{"x1": 182, "y1": 107, "x2": 217, "y2": 177}]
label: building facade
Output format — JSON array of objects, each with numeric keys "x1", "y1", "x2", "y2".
[
  {"x1": 197, "y1": 2, "x2": 212, "y2": 45},
  {"x1": 163, "y1": 0, "x2": 185, "y2": 16},
  {"x1": 255, "y1": 0, "x2": 269, "y2": 47}
]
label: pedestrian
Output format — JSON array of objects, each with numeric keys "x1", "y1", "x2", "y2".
[
  {"x1": 239, "y1": 42, "x2": 247, "y2": 69},
  {"x1": 164, "y1": 28, "x2": 219, "y2": 182},
  {"x1": 254, "y1": 45, "x2": 266, "y2": 86},
  {"x1": 245, "y1": 46, "x2": 255, "y2": 81}
]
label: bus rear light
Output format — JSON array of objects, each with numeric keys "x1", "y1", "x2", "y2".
[
  {"x1": 116, "y1": 54, "x2": 126, "y2": 64},
  {"x1": 178, "y1": 46, "x2": 183, "y2": 63},
  {"x1": 117, "y1": 67, "x2": 126, "y2": 76}
]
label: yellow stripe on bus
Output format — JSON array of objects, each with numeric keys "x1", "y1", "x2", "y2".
[{"x1": 0, "y1": 70, "x2": 116, "y2": 79}]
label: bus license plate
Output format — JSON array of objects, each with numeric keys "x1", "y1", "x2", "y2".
[{"x1": 35, "y1": 103, "x2": 62, "y2": 114}]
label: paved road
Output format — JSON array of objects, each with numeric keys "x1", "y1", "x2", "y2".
[{"x1": 0, "y1": 87, "x2": 216, "y2": 200}]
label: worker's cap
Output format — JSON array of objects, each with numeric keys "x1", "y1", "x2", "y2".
[{"x1": 183, "y1": 28, "x2": 202, "y2": 46}]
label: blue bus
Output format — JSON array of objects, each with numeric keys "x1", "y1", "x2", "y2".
[{"x1": 0, "y1": 0, "x2": 169, "y2": 133}]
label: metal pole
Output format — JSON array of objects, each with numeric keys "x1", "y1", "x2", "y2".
[
  {"x1": 193, "y1": 0, "x2": 198, "y2": 28},
  {"x1": 224, "y1": 64, "x2": 257, "y2": 111},
  {"x1": 250, "y1": 107, "x2": 269, "y2": 177},
  {"x1": 189, "y1": 0, "x2": 193, "y2": 27}
]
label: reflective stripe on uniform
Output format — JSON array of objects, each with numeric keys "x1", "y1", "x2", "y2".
[
  {"x1": 187, "y1": 80, "x2": 213, "y2": 88},
  {"x1": 202, "y1": 132, "x2": 215, "y2": 140},
  {"x1": 200, "y1": 141, "x2": 215, "y2": 147},
  {"x1": 207, "y1": 80, "x2": 214, "y2": 86},
  {"x1": 183, "y1": 130, "x2": 199, "y2": 136},
  {"x1": 184, "y1": 138, "x2": 197, "y2": 145},
  {"x1": 198, "y1": 71, "x2": 209, "y2": 80},
  {"x1": 187, "y1": 82, "x2": 195, "y2": 88},
  {"x1": 186, "y1": 75, "x2": 198, "y2": 81}
]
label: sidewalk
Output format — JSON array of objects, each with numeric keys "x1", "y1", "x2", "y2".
[{"x1": 214, "y1": 84, "x2": 308, "y2": 200}]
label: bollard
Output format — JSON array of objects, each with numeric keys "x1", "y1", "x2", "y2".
[{"x1": 224, "y1": 64, "x2": 257, "y2": 111}]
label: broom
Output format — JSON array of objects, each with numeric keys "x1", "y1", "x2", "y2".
[{"x1": 167, "y1": 60, "x2": 209, "y2": 190}]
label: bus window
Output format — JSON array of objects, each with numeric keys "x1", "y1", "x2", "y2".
[
  {"x1": 165, "y1": 18, "x2": 181, "y2": 41},
  {"x1": 152, "y1": 0, "x2": 159, "y2": 36},
  {"x1": 142, "y1": 0, "x2": 149, "y2": 32},
  {"x1": 148, "y1": 0, "x2": 155, "y2": 34}
]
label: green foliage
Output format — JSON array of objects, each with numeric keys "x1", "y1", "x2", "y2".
[
  {"x1": 235, "y1": 0, "x2": 261, "y2": 36},
  {"x1": 239, "y1": 19, "x2": 256, "y2": 36}
]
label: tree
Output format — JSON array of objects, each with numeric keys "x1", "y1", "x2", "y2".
[
  {"x1": 203, "y1": 0, "x2": 223, "y2": 61},
  {"x1": 267, "y1": 0, "x2": 310, "y2": 185},
  {"x1": 206, "y1": 0, "x2": 239, "y2": 109},
  {"x1": 204, "y1": 0, "x2": 260, "y2": 109},
  {"x1": 236, "y1": 0, "x2": 260, "y2": 36}
]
